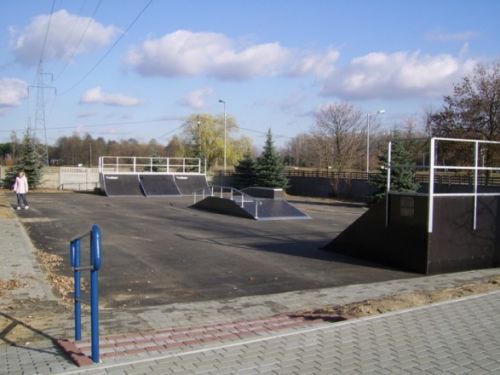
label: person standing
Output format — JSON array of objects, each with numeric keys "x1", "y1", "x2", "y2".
[{"x1": 13, "y1": 171, "x2": 29, "y2": 210}]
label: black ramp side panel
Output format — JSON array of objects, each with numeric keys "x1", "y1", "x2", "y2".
[
  {"x1": 103, "y1": 174, "x2": 144, "y2": 196},
  {"x1": 191, "y1": 197, "x2": 255, "y2": 219},
  {"x1": 140, "y1": 174, "x2": 181, "y2": 196},
  {"x1": 175, "y1": 175, "x2": 210, "y2": 195},
  {"x1": 243, "y1": 200, "x2": 310, "y2": 220},
  {"x1": 324, "y1": 197, "x2": 429, "y2": 273},
  {"x1": 192, "y1": 197, "x2": 310, "y2": 221}
]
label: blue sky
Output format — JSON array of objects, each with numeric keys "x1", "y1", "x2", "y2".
[{"x1": 0, "y1": 0, "x2": 499, "y2": 148}]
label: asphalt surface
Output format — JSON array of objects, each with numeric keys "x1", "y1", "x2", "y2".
[{"x1": 16, "y1": 192, "x2": 416, "y2": 308}]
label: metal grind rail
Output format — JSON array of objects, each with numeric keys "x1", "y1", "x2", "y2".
[
  {"x1": 193, "y1": 185, "x2": 265, "y2": 219},
  {"x1": 196, "y1": 185, "x2": 263, "y2": 211},
  {"x1": 70, "y1": 224, "x2": 102, "y2": 363}
]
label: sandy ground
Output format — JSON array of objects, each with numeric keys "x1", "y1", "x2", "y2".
[{"x1": 295, "y1": 275, "x2": 500, "y2": 320}]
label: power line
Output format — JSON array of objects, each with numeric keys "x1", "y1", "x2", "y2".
[
  {"x1": 60, "y1": 0, "x2": 153, "y2": 95},
  {"x1": 55, "y1": 0, "x2": 103, "y2": 80},
  {"x1": 31, "y1": 0, "x2": 56, "y2": 165},
  {"x1": 0, "y1": 117, "x2": 183, "y2": 133},
  {"x1": 38, "y1": 0, "x2": 56, "y2": 65}
]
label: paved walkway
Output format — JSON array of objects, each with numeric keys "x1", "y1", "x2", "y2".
[
  {"x1": 68, "y1": 291, "x2": 500, "y2": 374},
  {"x1": 3, "y1": 290, "x2": 499, "y2": 374}
]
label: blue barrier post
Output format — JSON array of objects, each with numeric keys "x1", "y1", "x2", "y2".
[
  {"x1": 90, "y1": 224, "x2": 102, "y2": 363},
  {"x1": 70, "y1": 239, "x2": 82, "y2": 341},
  {"x1": 69, "y1": 224, "x2": 102, "y2": 363}
]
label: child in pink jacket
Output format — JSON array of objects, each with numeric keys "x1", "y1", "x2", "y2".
[{"x1": 13, "y1": 171, "x2": 29, "y2": 210}]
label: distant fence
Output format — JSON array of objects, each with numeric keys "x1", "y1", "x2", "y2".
[
  {"x1": 215, "y1": 170, "x2": 500, "y2": 202},
  {"x1": 59, "y1": 167, "x2": 99, "y2": 191},
  {"x1": 0, "y1": 166, "x2": 100, "y2": 191},
  {"x1": 284, "y1": 169, "x2": 500, "y2": 186}
]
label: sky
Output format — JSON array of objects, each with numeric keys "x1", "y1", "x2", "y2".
[{"x1": 0, "y1": 0, "x2": 499, "y2": 149}]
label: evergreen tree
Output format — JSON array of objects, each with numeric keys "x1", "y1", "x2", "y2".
[
  {"x1": 373, "y1": 136, "x2": 419, "y2": 201},
  {"x1": 255, "y1": 130, "x2": 288, "y2": 189},
  {"x1": 2, "y1": 131, "x2": 43, "y2": 189},
  {"x1": 150, "y1": 151, "x2": 162, "y2": 172},
  {"x1": 234, "y1": 152, "x2": 257, "y2": 188}
]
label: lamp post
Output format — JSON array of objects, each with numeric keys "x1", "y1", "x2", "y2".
[
  {"x1": 366, "y1": 109, "x2": 385, "y2": 173},
  {"x1": 218, "y1": 99, "x2": 227, "y2": 171}
]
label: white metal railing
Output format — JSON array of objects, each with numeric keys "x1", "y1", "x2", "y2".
[
  {"x1": 193, "y1": 185, "x2": 264, "y2": 218},
  {"x1": 386, "y1": 137, "x2": 500, "y2": 232},
  {"x1": 98, "y1": 156, "x2": 205, "y2": 174}
]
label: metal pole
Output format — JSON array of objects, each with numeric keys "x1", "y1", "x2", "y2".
[
  {"x1": 366, "y1": 113, "x2": 370, "y2": 174},
  {"x1": 219, "y1": 99, "x2": 227, "y2": 171},
  {"x1": 72, "y1": 240, "x2": 81, "y2": 341},
  {"x1": 428, "y1": 138, "x2": 436, "y2": 233},
  {"x1": 473, "y1": 141, "x2": 479, "y2": 230},
  {"x1": 90, "y1": 225, "x2": 102, "y2": 363},
  {"x1": 385, "y1": 141, "x2": 392, "y2": 228}
]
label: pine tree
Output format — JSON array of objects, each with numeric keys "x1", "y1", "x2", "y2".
[
  {"x1": 2, "y1": 131, "x2": 43, "y2": 189},
  {"x1": 373, "y1": 136, "x2": 419, "y2": 201},
  {"x1": 234, "y1": 152, "x2": 257, "y2": 188},
  {"x1": 255, "y1": 130, "x2": 288, "y2": 189}
]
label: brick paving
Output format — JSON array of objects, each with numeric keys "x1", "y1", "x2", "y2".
[
  {"x1": 64, "y1": 315, "x2": 323, "y2": 363},
  {"x1": 54, "y1": 290, "x2": 500, "y2": 375}
]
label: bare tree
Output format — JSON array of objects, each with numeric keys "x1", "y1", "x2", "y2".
[
  {"x1": 314, "y1": 102, "x2": 364, "y2": 173},
  {"x1": 427, "y1": 61, "x2": 500, "y2": 141}
]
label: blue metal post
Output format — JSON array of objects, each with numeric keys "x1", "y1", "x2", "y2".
[
  {"x1": 90, "y1": 225, "x2": 102, "y2": 363},
  {"x1": 71, "y1": 239, "x2": 82, "y2": 341}
]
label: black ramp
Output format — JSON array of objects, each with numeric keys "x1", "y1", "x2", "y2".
[
  {"x1": 324, "y1": 194, "x2": 500, "y2": 274},
  {"x1": 244, "y1": 199, "x2": 310, "y2": 220},
  {"x1": 175, "y1": 175, "x2": 210, "y2": 195},
  {"x1": 192, "y1": 197, "x2": 310, "y2": 220},
  {"x1": 102, "y1": 174, "x2": 144, "y2": 196},
  {"x1": 140, "y1": 174, "x2": 181, "y2": 196},
  {"x1": 191, "y1": 197, "x2": 255, "y2": 219}
]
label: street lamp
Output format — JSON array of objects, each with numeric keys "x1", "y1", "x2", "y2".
[
  {"x1": 366, "y1": 109, "x2": 385, "y2": 173},
  {"x1": 218, "y1": 99, "x2": 227, "y2": 171}
]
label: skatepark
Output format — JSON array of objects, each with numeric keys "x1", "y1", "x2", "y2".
[
  {"x1": 18, "y1": 192, "x2": 415, "y2": 309},
  {"x1": 2, "y1": 139, "x2": 500, "y2": 373}
]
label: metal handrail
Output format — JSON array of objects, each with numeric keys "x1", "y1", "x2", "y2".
[
  {"x1": 99, "y1": 156, "x2": 205, "y2": 174},
  {"x1": 193, "y1": 185, "x2": 264, "y2": 217}
]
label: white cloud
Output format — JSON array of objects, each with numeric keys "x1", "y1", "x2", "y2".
[
  {"x1": 11, "y1": 9, "x2": 120, "y2": 65},
  {"x1": 80, "y1": 86, "x2": 142, "y2": 106},
  {"x1": 290, "y1": 48, "x2": 340, "y2": 79},
  {"x1": 321, "y1": 51, "x2": 476, "y2": 99},
  {"x1": 0, "y1": 78, "x2": 28, "y2": 107},
  {"x1": 181, "y1": 87, "x2": 214, "y2": 109},
  {"x1": 125, "y1": 30, "x2": 290, "y2": 80}
]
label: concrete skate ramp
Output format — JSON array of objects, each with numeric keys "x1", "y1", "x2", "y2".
[
  {"x1": 192, "y1": 197, "x2": 310, "y2": 221},
  {"x1": 102, "y1": 174, "x2": 144, "y2": 196},
  {"x1": 140, "y1": 174, "x2": 181, "y2": 196},
  {"x1": 175, "y1": 174, "x2": 210, "y2": 195}
]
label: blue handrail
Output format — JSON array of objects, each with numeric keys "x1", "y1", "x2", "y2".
[{"x1": 70, "y1": 224, "x2": 102, "y2": 363}]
